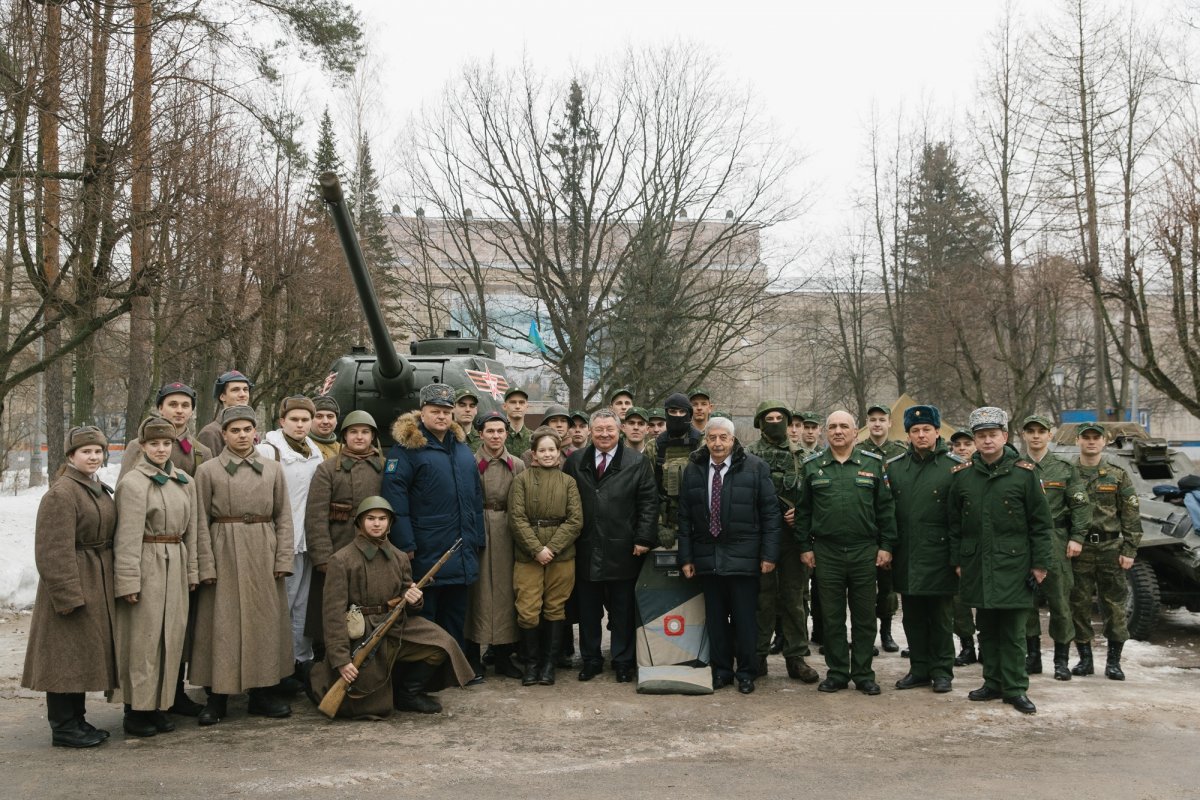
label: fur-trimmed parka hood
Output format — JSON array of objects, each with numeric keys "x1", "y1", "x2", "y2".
[{"x1": 391, "y1": 411, "x2": 466, "y2": 450}]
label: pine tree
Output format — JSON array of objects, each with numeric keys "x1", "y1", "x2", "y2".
[
  {"x1": 904, "y1": 142, "x2": 992, "y2": 287},
  {"x1": 350, "y1": 132, "x2": 394, "y2": 268},
  {"x1": 312, "y1": 107, "x2": 342, "y2": 192}
]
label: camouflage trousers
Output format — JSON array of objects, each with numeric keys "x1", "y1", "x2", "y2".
[
  {"x1": 755, "y1": 543, "x2": 811, "y2": 658},
  {"x1": 1026, "y1": 528, "x2": 1075, "y2": 644},
  {"x1": 1070, "y1": 540, "x2": 1129, "y2": 644}
]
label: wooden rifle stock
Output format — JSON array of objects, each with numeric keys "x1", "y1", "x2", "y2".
[{"x1": 317, "y1": 538, "x2": 464, "y2": 719}]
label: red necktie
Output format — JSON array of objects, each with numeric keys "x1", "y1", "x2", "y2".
[
  {"x1": 597, "y1": 451, "x2": 608, "y2": 479},
  {"x1": 710, "y1": 462, "x2": 724, "y2": 538}
]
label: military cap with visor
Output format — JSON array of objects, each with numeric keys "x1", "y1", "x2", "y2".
[
  {"x1": 608, "y1": 387, "x2": 635, "y2": 404},
  {"x1": 503, "y1": 386, "x2": 529, "y2": 401},
  {"x1": 687, "y1": 387, "x2": 712, "y2": 401},
  {"x1": 475, "y1": 409, "x2": 510, "y2": 432},
  {"x1": 867, "y1": 402, "x2": 891, "y2": 416},
  {"x1": 455, "y1": 387, "x2": 480, "y2": 404},
  {"x1": 949, "y1": 427, "x2": 973, "y2": 442},
  {"x1": 967, "y1": 406, "x2": 1009, "y2": 432},
  {"x1": 1076, "y1": 421, "x2": 1107, "y2": 437},
  {"x1": 1021, "y1": 414, "x2": 1054, "y2": 431},
  {"x1": 648, "y1": 408, "x2": 666, "y2": 422},
  {"x1": 570, "y1": 410, "x2": 591, "y2": 425},
  {"x1": 420, "y1": 383, "x2": 456, "y2": 408},
  {"x1": 624, "y1": 406, "x2": 650, "y2": 423}
]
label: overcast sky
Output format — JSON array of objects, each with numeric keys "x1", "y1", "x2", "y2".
[{"x1": 297, "y1": 0, "x2": 1182, "y2": 272}]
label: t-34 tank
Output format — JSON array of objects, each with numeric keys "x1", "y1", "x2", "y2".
[{"x1": 317, "y1": 172, "x2": 511, "y2": 444}]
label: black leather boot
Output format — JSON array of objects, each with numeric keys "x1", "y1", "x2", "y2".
[
  {"x1": 492, "y1": 643, "x2": 524, "y2": 679},
  {"x1": 954, "y1": 636, "x2": 977, "y2": 666},
  {"x1": 539, "y1": 620, "x2": 564, "y2": 685},
  {"x1": 879, "y1": 618, "x2": 900, "y2": 652},
  {"x1": 71, "y1": 692, "x2": 109, "y2": 740},
  {"x1": 247, "y1": 687, "x2": 292, "y2": 718},
  {"x1": 463, "y1": 641, "x2": 485, "y2": 686},
  {"x1": 123, "y1": 704, "x2": 158, "y2": 738},
  {"x1": 1105, "y1": 641, "x2": 1126, "y2": 681},
  {"x1": 1025, "y1": 636, "x2": 1042, "y2": 674},
  {"x1": 198, "y1": 692, "x2": 227, "y2": 726},
  {"x1": 1053, "y1": 641, "x2": 1072, "y2": 681},
  {"x1": 48, "y1": 693, "x2": 105, "y2": 748},
  {"x1": 519, "y1": 626, "x2": 540, "y2": 686},
  {"x1": 1071, "y1": 642, "x2": 1094, "y2": 676},
  {"x1": 393, "y1": 662, "x2": 442, "y2": 714},
  {"x1": 555, "y1": 624, "x2": 576, "y2": 669},
  {"x1": 167, "y1": 664, "x2": 203, "y2": 716}
]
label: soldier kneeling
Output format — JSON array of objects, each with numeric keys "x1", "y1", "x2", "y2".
[{"x1": 307, "y1": 497, "x2": 473, "y2": 719}]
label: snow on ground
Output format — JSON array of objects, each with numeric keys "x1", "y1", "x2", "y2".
[{"x1": 0, "y1": 465, "x2": 121, "y2": 609}]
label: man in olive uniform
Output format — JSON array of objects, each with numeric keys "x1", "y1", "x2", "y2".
[
  {"x1": 566, "y1": 411, "x2": 590, "y2": 458},
  {"x1": 688, "y1": 388, "x2": 714, "y2": 437},
  {"x1": 796, "y1": 411, "x2": 824, "y2": 455},
  {"x1": 648, "y1": 409, "x2": 667, "y2": 440},
  {"x1": 455, "y1": 388, "x2": 482, "y2": 451},
  {"x1": 1020, "y1": 414, "x2": 1090, "y2": 680},
  {"x1": 654, "y1": 393, "x2": 703, "y2": 549},
  {"x1": 797, "y1": 410, "x2": 896, "y2": 695},
  {"x1": 310, "y1": 396, "x2": 342, "y2": 461},
  {"x1": 749, "y1": 401, "x2": 819, "y2": 683},
  {"x1": 503, "y1": 387, "x2": 532, "y2": 458},
  {"x1": 948, "y1": 426, "x2": 978, "y2": 665},
  {"x1": 948, "y1": 406, "x2": 1053, "y2": 714},
  {"x1": 609, "y1": 388, "x2": 635, "y2": 421},
  {"x1": 862, "y1": 403, "x2": 905, "y2": 653},
  {"x1": 888, "y1": 405, "x2": 960, "y2": 694},
  {"x1": 622, "y1": 407, "x2": 652, "y2": 455},
  {"x1": 1070, "y1": 422, "x2": 1143, "y2": 680}
]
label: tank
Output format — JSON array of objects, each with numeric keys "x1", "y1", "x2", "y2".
[
  {"x1": 317, "y1": 172, "x2": 511, "y2": 444},
  {"x1": 1050, "y1": 422, "x2": 1200, "y2": 639}
]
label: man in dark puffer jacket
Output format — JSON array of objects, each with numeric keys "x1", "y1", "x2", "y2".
[{"x1": 678, "y1": 417, "x2": 781, "y2": 694}]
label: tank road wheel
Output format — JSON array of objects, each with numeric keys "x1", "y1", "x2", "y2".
[{"x1": 1124, "y1": 561, "x2": 1161, "y2": 641}]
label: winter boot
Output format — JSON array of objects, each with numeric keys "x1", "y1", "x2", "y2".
[
  {"x1": 1053, "y1": 641, "x2": 1072, "y2": 681},
  {"x1": 556, "y1": 623, "x2": 576, "y2": 669},
  {"x1": 198, "y1": 692, "x2": 227, "y2": 726},
  {"x1": 1071, "y1": 642, "x2": 1094, "y2": 676},
  {"x1": 247, "y1": 688, "x2": 291, "y2": 718},
  {"x1": 519, "y1": 626, "x2": 540, "y2": 687},
  {"x1": 879, "y1": 618, "x2": 900, "y2": 653},
  {"x1": 167, "y1": 665, "x2": 203, "y2": 716},
  {"x1": 954, "y1": 636, "x2": 977, "y2": 666},
  {"x1": 70, "y1": 692, "x2": 109, "y2": 740},
  {"x1": 1105, "y1": 641, "x2": 1126, "y2": 681},
  {"x1": 539, "y1": 620, "x2": 564, "y2": 686},
  {"x1": 123, "y1": 704, "x2": 158, "y2": 738},
  {"x1": 393, "y1": 662, "x2": 442, "y2": 714},
  {"x1": 463, "y1": 641, "x2": 485, "y2": 686},
  {"x1": 492, "y1": 643, "x2": 524, "y2": 679},
  {"x1": 1025, "y1": 636, "x2": 1042, "y2": 674},
  {"x1": 48, "y1": 693, "x2": 105, "y2": 748}
]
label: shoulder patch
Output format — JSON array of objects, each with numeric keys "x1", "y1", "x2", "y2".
[
  {"x1": 801, "y1": 451, "x2": 824, "y2": 465},
  {"x1": 951, "y1": 461, "x2": 972, "y2": 474},
  {"x1": 1015, "y1": 460, "x2": 1035, "y2": 471},
  {"x1": 860, "y1": 450, "x2": 883, "y2": 461},
  {"x1": 385, "y1": 458, "x2": 398, "y2": 474}
]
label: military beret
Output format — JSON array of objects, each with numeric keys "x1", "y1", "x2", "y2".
[
  {"x1": 968, "y1": 406, "x2": 1009, "y2": 432},
  {"x1": 608, "y1": 387, "x2": 635, "y2": 404},
  {"x1": 570, "y1": 410, "x2": 591, "y2": 425},
  {"x1": 624, "y1": 406, "x2": 650, "y2": 422},
  {"x1": 137, "y1": 415, "x2": 177, "y2": 443},
  {"x1": 542, "y1": 404, "x2": 571, "y2": 423},
  {"x1": 1076, "y1": 421, "x2": 1107, "y2": 437},
  {"x1": 475, "y1": 410, "x2": 509, "y2": 432},
  {"x1": 278, "y1": 395, "x2": 317, "y2": 418},
  {"x1": 503, "y1": 386, "x2": 529, "y2": 401},
  {"x1": 313, "y1": 395, "x2": 340, "y2": 415},
  {"x1": 455, "y1": 387, "x2": 480, "y2": 403},
  {"x1": 648, "y1": 408, "x2": 666, "y2": 421},
  {"x1": 420, "y1": 383, "x2": 456, "y2": 408},
  {"x1": 212, "y1": 370, "x2": 253, "y2": 400},
  {"x1": 219, "y1": 405, "x2": 258, "y2": 429},
  {"x1": 1021, "y1": 414, "x2": 1054, "y2": 431},
  {"x1": 948, "y1": 427, "x2": 973, "y2": 442},
  {"x1": 156, "y1": 381, "x2": 196, "y2": 406},
  {"x1": 664, "y1": 392, "x2": 692, "y2": 415},
  {"x1": 687, "y1": 387, "x2": 712, "y2": 401},
  {"x1": 65, "y1": 424, "x2": 107, "y2": 456},
  {"x1": 903, "y1": 404, "x2": 940, "y2": 431},
  {"x1": 753, "y1": 400, "x2": 791, "y2": 428},
  {"x1": 867, "y1": 403, "x2": 891, "y2": 416}
]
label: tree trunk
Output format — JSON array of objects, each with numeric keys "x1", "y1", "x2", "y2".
[{"x1": 124, "y1": 0, "x2": 154, "y2": 436}]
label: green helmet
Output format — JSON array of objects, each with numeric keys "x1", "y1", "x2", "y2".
[
  {"x1": 340, "y1": 409, "x2": 378, "y2": 434},
  {"x1": 355, "y1": 495, "x2": 394, "y2": 523},
  {"x1": 753, "y1": 400, "x2": 791, "y2": 429}
]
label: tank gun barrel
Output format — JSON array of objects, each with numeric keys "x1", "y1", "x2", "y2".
[{"x1": 319, "y1": 172, "x2": 412, "y2": 389}]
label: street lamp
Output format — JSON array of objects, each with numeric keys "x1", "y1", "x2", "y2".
[{"x1": 1051, "y1": 366, "x2": 1066, "y2": 424}]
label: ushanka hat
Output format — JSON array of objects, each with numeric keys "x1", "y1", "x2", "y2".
[
  {"x1": 65, "y1": 425, "x2": 107, "y2": 456},
  {"x1": 137, "y1": 415, "x2": 178, "y2": 443}
]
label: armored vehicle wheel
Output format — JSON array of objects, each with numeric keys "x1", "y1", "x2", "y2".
[{"x1": 1124, "y1": 561, "x2": 1161, "y2": 641}]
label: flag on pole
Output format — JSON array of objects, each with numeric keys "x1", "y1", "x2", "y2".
[{"x1": 528, "y1": 320, "x2": 548, "y2": 354}]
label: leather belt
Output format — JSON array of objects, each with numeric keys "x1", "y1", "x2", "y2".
[
  {"x1": 213, "y1": 514, "x2": 272, "y2": 524},
  {"x1": 355, "y1": 605, "x2": 389, "y2": 615},
  {"x1": 484, "y1": 502, "x2": 508, "y2": 512},
  {"x1": 75, "y1": 540, "x2": 112, "y2": 550},
  {"x1": 1085, "y1": 532, "x2": 1121, "y2": 544},
  {"x1": 143, "y1": 535, "x2": 183, "y2": 544},
  {"x1": 532, "y1": 517, "x2": 565, "y2": 528}
]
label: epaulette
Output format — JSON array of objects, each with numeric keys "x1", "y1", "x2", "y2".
[
  {"x1": 947, "y1": 453, "x2": 966, "y2": 464},
  {"x1": 860, "y1": 449, "x2": 883, "y2": 461},
  {"x1": 886, "y1": 452, "x2": 906, "y2": 465},
  {"x1": 951, "y1": 461, "x2": 972, "y2": 474},
  {"x1": 1015, "y1": 460, "x2": 1036, "y2": 471},
  {"x1": 801, "y1": 451, "x2": 824, "y2": 465}
]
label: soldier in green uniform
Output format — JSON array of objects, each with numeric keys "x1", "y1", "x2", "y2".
[
  {"x1": 862, "y1": 403, "x2": 905, "y2": 653},
  {"x1": 566, "y1": 411, "x2": 590, "y2": 458},
  {"x1": 653, "y1": 393, "x2": 702, "y2": 549},
  {"x1": 688, "y1": 388, "x2": 714, "y2": 437},
  {"x1": 797, "y1": 410, "x2": 896, "y2": 696},
  {"x1": 455, "y1": 388, "x2": 482, "y2": 452},
  {"x1": 609, "y1": 388, "x2": 635, "y2": 421},
  {"x1": 648, "y1": 409, "x2": 667, "y2": 440},
  {"x1": 1020, "y1": 415, "x2": 1090, "y2": 680},
  {"x1": 947, "y1": 427, "x2": 978, "y2": 665},
  {"x1": 1070, "y1": 422, "x2": 1143, "y2": 680},
  {"x1": 888, "y1": 405, "x2": 960, "y2": 693},
  {"x1": 749, "y1": 401, "x2": 820, "y2": 683},
  {"x1": 948, "y1": 407, "x2": 1053, "y2": 714},
  {"x1": 503, "y1": 387, "x2": 532, "y2": 458},
  {"x1": 622, "y1": 407, "x2": 652, "y2": 455}
]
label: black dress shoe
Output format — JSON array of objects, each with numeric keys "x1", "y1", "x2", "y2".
[
  {"x1": 931, "y1": 676, "x2": 953, "y2": 693},
  {"x1": 894, "y1": 673, "x2": 931, "y2": 690},
  {"x1": 614, "y1": 666, "x2": 635, "y2": 683},
  {"x1": 817, "y1": 678, "x2": 847, "y2": 693},
  {"x1": 968, "y1": 685, "x2": 1003, "y2": 701},
  {"x1": 150, "y1": 710, "x2": 175, "y2": 732},
  {"x1": 900, "y1": 648, "x2": 910, "y2": 658},
  {"x1": 198, "y1": 693, "x2": 227, "y2": 726},
  {"x1": 737, "y1": 678, "x2": 755, "y2": 694},
  {"x1": 577, "y1": 662, "x2": 603, "y2": 682},
  {"x1": 856, "y1": 680, "x2": 882, "y2": 696},
  {"x1": 1003, "y1": 694, "x2": 1037, "y2": 714},
  {"x1": 122, "y1": 710, "x2": 158, "y2": 738},
  {"x1": 712, "y1": 674, "x2": 734, "y2": 690},
  {"x1": 247, "y1": 689, "x2": 292, "y2": 718},
  {"x1": 466, "y1": 673, "x2": 486, "y2": 687}
]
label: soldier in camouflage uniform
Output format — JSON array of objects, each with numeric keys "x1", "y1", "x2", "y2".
[
  {"x1": 503, "y1": 387, "x2": 532, "y2": 458},
  {"x1": 1019, "y1": 415, "x2": 1090, "y2": 680},
  {"x1": 749, "y1": 401, "x2": 819, "y2": 683},
  {"x1": 653, "y1": 393, "x2": 702, "y2": 549},
  {"x1": 1070, "y1": 422, "x2": 1143, "y2": 680},
  {"x1": 455, "y1": 388, "x2": 482, "y2": 452},
  {"x1": 862, "y1": 403, "x2": 905, "y2": 653}
]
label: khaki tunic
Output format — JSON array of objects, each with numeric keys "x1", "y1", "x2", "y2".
[
  {"x1": 303, "y1": 451, "x2": 384, "y2": 642},
  {"x1": 508, "y1": 466, "x2": 583, "y2": 562},
  {"x1": 113, "y1": 460, "x2": 201, "y2": 709},
  {"x1": 21, "y1": 468, "x2": 119, "y2": 694},
  {"x1": 196, "y1": 418, "x2": 225, "y2": 458},
  {"x1": 190, "y1": 450, "x2": 295, "y2": 694},
  {"x1": 312, "y1": 438, "x2": 341, "y2": 461},
  {"x1": 467, "y1": 449, "x2": 524, "y2": 646},
  {"x1": 120, "y1": 433, "x2": 212, "y2": 480},
  {"x1": 308, "y1": 536, "x2": 473, "y2": 719}
]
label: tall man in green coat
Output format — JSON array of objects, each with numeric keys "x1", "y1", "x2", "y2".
[
  {"x1": 948, "y1": 407, "x2": 1054, "y2": 714},
  {"x1": 1019, "y1": 414, "x2": 1090, "y2": 680},
  {"x1": 887, "y1": 405, "x2": 960, "y2": 694},
  {"x1": 797, "y1": 410, "x2": 897, "y2": 696},
  {"x1": 862, "y1": 403, "x2": 905, "y2": 652}
]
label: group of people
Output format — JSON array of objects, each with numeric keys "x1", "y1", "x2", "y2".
[{"x1": 21, "y1": 375, "x2": 1143, "y2": 749}]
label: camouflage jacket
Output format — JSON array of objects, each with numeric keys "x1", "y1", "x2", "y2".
[
  {"x1": 1030, "y1": 451, "x2": 1090, "y2": 543},
  {"x1": 1073, "y1": 458, "x2": 1143, "y2": 559}
]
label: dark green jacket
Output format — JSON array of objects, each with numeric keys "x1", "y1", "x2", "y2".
[
  {"x1": 862, "y1": 438, "x2": 906, "y2": 460},
  {"x1": 1030, "y1": 451, "x2": 1090, "y2": 543},
  {"x1": 1074, "y1": 459, "x2": 1143, "y2": 559},
  {"x1": 795, "y1": 447, "x2": 897, "y2": 554},
  {"x1": 948, "y1": 448, "x2": 1055, "y2": 609},
  {"x1": 885, "y1": 439, "x2": 960, "y2": 596}
]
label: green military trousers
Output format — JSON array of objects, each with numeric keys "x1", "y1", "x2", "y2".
[
  {"x1": 900, "y1": 594, "x2": 955, "y2": 681},
  {"x1": 953, "y1": 594, "x2": 975, "y2": 640},
  {"x1": 976, "y1": 607, "x2": 1029, "y2": 698},
  {"x1": 1070, "y1": 540, "x2": 1129, "y2": 643},
  {"x1": 1026, "y1": 528, "x2": 1075, "y2": 643},
  {"x1": 875, "y1": 566, "x2": 898, "y2": 621},
  {"x1": 755, "y1": 542, "x2": 811, "y2": 659},
  {"x1": 814, "y1": 541, "x2": 877, "y2": 685}
]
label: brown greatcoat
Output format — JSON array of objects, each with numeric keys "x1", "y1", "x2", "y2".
[
  {"x1": 190, "y1": 449, "x2": 294, "y2": 694},
  {"x1": 21, "y1": 467, "x2": 119, "y2": 694},
  {"x1": 303, "y1": 450, "x2": 384, "y2": 642},
  {"x1": 120, "y1": 432, "x2": 212, "y2": 480},
  {"x1": 308, "y1": 535, "x2": 473, "y2": 719},
  {"x1": 508, "y1": 465, "x2": 583, "y2": 562},
  {"x1": 467, "y1": 448, "x2": 525, "y2": 646},
  {"x1": 113, "y1": 459, "x2": 202, "y2": 709},
  {"x1": 196, "y1": 418, "x2": 225, "y2": 458}
]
